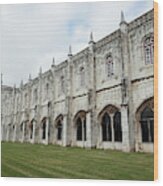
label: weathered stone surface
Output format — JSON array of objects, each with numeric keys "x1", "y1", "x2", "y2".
[{"x1": 1, "y1": 9, "x2": 154, "y2": 153}]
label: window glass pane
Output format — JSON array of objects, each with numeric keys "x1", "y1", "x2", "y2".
[
  {"x1": 102, "y1": 113, "x2": 111, "y2": 141},
  {"x1": 114, "y1": 112, "x2": 122, "y2": 142},
  {"x1": 77, "y1": 118, "x2": 82, "y2": 141},
  {"x1": 141, "y1": 121, "x2": 149, "y2": 142}
]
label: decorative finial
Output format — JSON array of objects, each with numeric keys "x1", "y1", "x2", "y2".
[
  {"x1": 121, "y1": 11, "x2": 125, "y2": 23},
  {"x1": 68, "y1": 45, "x2": 72, "y2": 57},
  {"x1": 89, "y1": 31, "x2": 95, "y2": 44},
  {"x1": 51, "y1": 57, "x2": 55, "y2": 67}
]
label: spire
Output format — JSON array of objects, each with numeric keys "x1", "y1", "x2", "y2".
[
  {"x1": 89, "y1": 31, "x2": 95, "y2": 44},
  {"x1": 51, "y1": 57, "x2": 55, "y2": 67},
  {"x1": 120, "y1": 10, "x2": 127, "y2": 24},
  {"x1": 68, "y1": 45, "x2": 72, "y2": 57}
]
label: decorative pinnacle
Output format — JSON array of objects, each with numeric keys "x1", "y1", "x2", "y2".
[
  {"x1": 68, "y1": 45, "x2": 72, "y2": 57},
  {"x1": 89, "y1": 31, "x2": 94, "y2": 44},
  {"x1": 52, "y1": 57, "x2": 55, "y2": 67},
  {"x1": 120, "y1": 10, "x2": 126, "y2": 23}
]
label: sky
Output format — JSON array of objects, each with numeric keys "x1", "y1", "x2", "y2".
[{"x1": 0, "y1": 0, "x2": 153, "y2": 86}]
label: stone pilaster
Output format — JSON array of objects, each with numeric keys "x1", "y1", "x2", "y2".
[
  {"x1": 120, "y1": 12, "x2": 134, "y2": 152},
  {"x1": 121, "y1": 104, "x2": 130, "y2": 152},
  {"x1": 86, "y1": 112, "x2": 91, "y2": 148},
  {"x1": 87, "y1": 32, "x2": 96, "y2": 148},
  {"x1": 63, "y1": 115, "x2": 68, "y2": 146}
]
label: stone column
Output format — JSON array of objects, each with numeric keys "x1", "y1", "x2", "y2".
[
  {"x1": 22, "y1": 122, "x2": 25, "y2": 142},
  {"x1": 121, "y1": 104, "x2": 130, "y2": 152},
  {"x1": 62, "y1": 115, "x2": 67, "y2": 147},
  {"x1": 86, "y1": 112, "x2": 91, "y2": 148},
  {"x1": 45, "y1": 118, "x2": 49, "y2": 145}
]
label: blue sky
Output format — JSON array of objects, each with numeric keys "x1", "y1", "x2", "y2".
[{"x1": 0, "y1": 0, "x2": 153, "y2": 86}]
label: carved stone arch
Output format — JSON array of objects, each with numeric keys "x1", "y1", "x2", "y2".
[
  {"x1": 141, "y1": 32, "x2": 154, "y2": 45},
  {"x1": 135, "y1": 97, "x2": 154, "y2": 147},
  {"x1": 73, "y1": 110, "x2": 87, "y2": 125},
  {"x1": 136, "y1": 97, "x2": 154, "y2": 121},
  {"x1": 55, "y1": 114, "x2": 63, "y2": 127},
  {"x1": 29, "y1": 118, "x2": 37, "y2": 129},
  {"x1": 98, "y1": 104, "x2": 119, "y2": 123}
]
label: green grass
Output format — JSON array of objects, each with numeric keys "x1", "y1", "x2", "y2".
[{"x1": 1, "y1": 142, "x2": 154, "y2": 180}]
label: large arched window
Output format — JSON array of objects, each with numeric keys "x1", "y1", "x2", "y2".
[
  {"x1": 106, "y1": 54, "x2": 114, "y2": 77},
  {"x1": 75, "y1": 111, "x2": 87, "y2": 142},
  {"x1": 57, "y1": 120, "x2": 62, "y2": 140},
  {"x1": 140, "y1": 107, "x2": 154, "y2": 142},
  {"x1": 144, "y1": 35, "x2": 154, "y2": 65},
  {"x1": 113, "y1": 111, "x2": 122, "y2": 142},
  {"x1": 101, "y1": 113, "x2": 112, "y2": 141},
  {"x1": 99, "y1": 105, "x2": 122, "y2": 143}
]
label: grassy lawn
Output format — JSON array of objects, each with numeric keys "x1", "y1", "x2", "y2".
[{"x1": 1, "y1": 142, "x2": 154, "y2": 180}]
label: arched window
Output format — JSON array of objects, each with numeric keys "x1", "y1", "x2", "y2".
[
  {"x1": 42, "y1": 120, "x2": 46, "y2": 140},
  {"x1": 113, "y1": 112, "x2": 122, "y2": 142},
  {"x1": 144, "y1": 35, "x2": 154, "y2": 65},
  {"x1": 57, "y1": 120, "x2": 62, "y2": 140},
  {"x1": 80, "y1": 67, "x2": 85, "y2": 87},
  {"x1": 75, "y1": 112, "x2": 87, "y2": 141},
  {"x1": 102, "y1": 113, "x2": 112, "y2": 141},
  {"x1": 140, "y1": 107, "x2": 154, "y2": 142},
  {"x1": 106, "y1": 55, "x2": 114, "y2": 77},
  {"x1": 76, "y1": 118, "x2": 82, "y2": 141},
  {"x1": 46, "y1": 83, "x2": 49, "y2": 96}
]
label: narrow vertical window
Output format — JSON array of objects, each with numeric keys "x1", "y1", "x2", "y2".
[
  {"x1": 57, "y1": 120, "x2": 62, "y2": 140},
  {"x1": 140, "y1": 107, "x2": 154, "y2": 143},
  {"x1": 106, "y1": 55, "x2": 114, "y2": 77},
  {"x1": 76, "y1": 118, "x2": 82, "y2": 141},
  {"x1": 102, "y1": 113, "x2": 112, "y2": 141},
  {"x1": 113, "y1": 111, "x2": 122, "y2": 142},
  {"x1": 61, "y1": 76, "x2": 65, "y2": 94},
  {"x1": 144, "y1": 35, "x2": 154, "y2": 65}
]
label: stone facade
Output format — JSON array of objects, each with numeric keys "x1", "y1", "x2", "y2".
[{"x1": 1, "y1": 9, "x2": 154, "y2": 153}]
